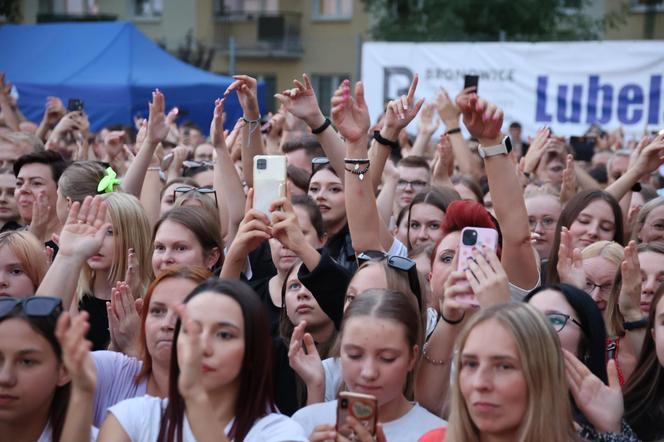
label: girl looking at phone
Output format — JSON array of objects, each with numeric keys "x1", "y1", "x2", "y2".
[{"x1": 292, "y1": 289, "x2": 445, "y2": 441}]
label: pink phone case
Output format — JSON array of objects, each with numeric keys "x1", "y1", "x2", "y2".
[{"x1": 456, "y1": 227, "x2": 499, "y2": 305}]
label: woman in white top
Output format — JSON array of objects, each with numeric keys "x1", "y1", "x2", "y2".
[
  {"x1": 292, "y1": 289, "x2": 446, "y2": 441},
  {"x1": 99, "y1": 278, "x2": 307, "y2": 442}
]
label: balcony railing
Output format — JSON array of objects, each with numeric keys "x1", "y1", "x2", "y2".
[{"x1": 215, "y1": 11, "x2": 303, "y2": 59}]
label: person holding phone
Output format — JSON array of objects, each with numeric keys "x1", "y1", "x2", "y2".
[{"x1": 292, "y1": 289, "x2": 445, "y2": 441}]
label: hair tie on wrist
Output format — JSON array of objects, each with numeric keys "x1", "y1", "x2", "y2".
[{"x1": 97, "y1": 167, "x2": 120, "y2": 193}]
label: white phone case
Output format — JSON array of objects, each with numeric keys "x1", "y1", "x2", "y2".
[{"x1": 253, "y1": 155, "x2": 287, "y2": 215}]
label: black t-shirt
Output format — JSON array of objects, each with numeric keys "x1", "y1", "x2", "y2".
[
  {"x1": 79, "y1": 294, "x2": 110, "y2": 351},
  {"x1": 248, "y1": 276, "x2": 282, "y2": 337}
]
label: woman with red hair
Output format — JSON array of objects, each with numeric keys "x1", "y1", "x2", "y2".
[{"x1": 415, "y1": 94, "x2": 540, "y2": 414}]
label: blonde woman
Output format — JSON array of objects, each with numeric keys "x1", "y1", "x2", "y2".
[
  {"x1": 421, "y1": 303, "x2": 579, "y2": 442},
  {"x1": 0, "y1": 230, "x2": 48, "y2": 298},
  {"x1": 631, "y1": 196, "x2": 664, "y2": 243}
]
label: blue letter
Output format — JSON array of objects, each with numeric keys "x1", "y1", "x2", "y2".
[
  {"x1": 648, "y1": 75, "x2": 662, "y2": 125},
  {"x1": 535, "y1": 76, "x2": 552, "y2": 122},
  {"x1": 617, "y1": 84, "x2": 644, "y2": 125},
  {"x1": 586, "y1": 75, "x2": 613, "y2": 124},
  {"x1": 557, "y1": 84, "x2": 583, "y2": 123}
]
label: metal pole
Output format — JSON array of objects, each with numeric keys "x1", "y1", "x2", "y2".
[{"x1": 229, "y1": 36, "x2": 236, "y2": 76}]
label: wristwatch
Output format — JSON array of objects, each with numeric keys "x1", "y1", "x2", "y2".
[{"x1": 478, "y1": 136, "x2": 512, "y2": 158}]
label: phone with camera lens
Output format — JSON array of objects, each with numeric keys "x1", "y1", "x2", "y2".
[
  {"x1": 253, "y1": 155, "x2": 287, "y2": 215},
  {"x1": 336, "y1": 392, "x2": 377, "y2": 438},
  {"x1": 67, "y1": 98, "x2": 84, "y2": 112},
  {"x1": 456, "y1": 227, "x2": 499, "y2": 305}
]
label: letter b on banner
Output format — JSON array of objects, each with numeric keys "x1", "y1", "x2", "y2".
[{"x1": 383, "y1": 67, "x2": 413, "y2": 106}]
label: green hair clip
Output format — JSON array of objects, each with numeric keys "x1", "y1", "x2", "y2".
[{"x1": 97, "y1": 167, "x2": 120, "y2": 193}]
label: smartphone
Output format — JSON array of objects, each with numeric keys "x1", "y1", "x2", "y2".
[
  {"x1": 464, "y1": 75, "x2": 479, "y2": 93},
  {"x1": 253, "y1": 155, "x2": 287, "y2": 215},
  {"x1": 569, "y1": 136, "x2": 596, "y2": 162},
  {"x1": 336, "y1": 392, "x2": 377, "y2": 438},
  {"x1": 67, "y1": 98, "x2": 84, "y2": 112},
  {"x1": 456, "y1": 227, "x2": 499, "y2": 305}
]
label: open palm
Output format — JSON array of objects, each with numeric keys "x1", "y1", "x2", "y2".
[
  {"x1": 57, "y1": 195, "x2": 111, "y2": 260},
  {"x1": 331, "y1": 79, "x2": 370, "y2": 143}
]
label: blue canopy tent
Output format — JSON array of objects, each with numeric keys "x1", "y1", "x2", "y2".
[{"x1": 0, "y1": 21, "x2": 263, "y2": 133}]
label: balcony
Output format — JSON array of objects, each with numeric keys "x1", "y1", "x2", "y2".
[{"x1": 215, "y1": 11, "x2": 303, "y2": 59}]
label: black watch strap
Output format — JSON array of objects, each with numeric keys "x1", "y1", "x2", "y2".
[
  {"x1": 373, "y1": 130, "x2": 399, "y2": 150},
  {"x1": 623, "y1": 318, "x2": 648, "y2": 330},
  {"x1": 311, "y1": 117, "x2": 332, "y2": 134}
]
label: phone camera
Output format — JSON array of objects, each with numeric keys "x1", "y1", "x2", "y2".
[
  {"x1": 462, "y1": 229, "x2": 478, "y2": 246},
  {"x1": 340, "y1": 399, "x2": 349, "y2": 408},
  {"x1": 257, "y1": 158, "x2": 267, "y2": 170}
]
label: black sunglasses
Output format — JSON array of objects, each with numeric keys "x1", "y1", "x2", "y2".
[
  {"x1": 173, "y1": 186, "x2": 218, "y2": 208},
  {"x1": 0, "y1": 296, "x2": 63, "y2": 319},
  {"x1": 311, "y1": 156, "x2": 330, "y2": 175},
  {"x1": 356, "y1": 251, "x2": 423, "y2": 311}
]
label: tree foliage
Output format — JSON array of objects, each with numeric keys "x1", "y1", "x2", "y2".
[{"x1": 361, "y1": 0, "x2": 627, "y2": 42}]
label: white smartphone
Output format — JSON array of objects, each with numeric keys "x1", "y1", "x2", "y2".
[{"x1": 253, "y1": 155, "x2": 287, "y2": 215}]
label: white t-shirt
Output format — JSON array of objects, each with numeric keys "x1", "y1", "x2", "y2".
[
  {"x1": 109, "y1": 395, "x2": 308, "y2": 442},
  {"x1": 36, "y1": 421, "x2": 98, "y2": 442},
  {"x1": 322, "y1": 357, "x2": 342, "y2": 402},
  {"x1": 292, "y1": 400, "x2": 446, "y2": 441}
]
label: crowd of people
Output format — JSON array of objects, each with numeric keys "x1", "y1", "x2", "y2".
[{"x1": 0, "y1": 69, "x2": 663, "y2": 442}]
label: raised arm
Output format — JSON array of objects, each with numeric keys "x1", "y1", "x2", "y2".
[
  {"x1": 457, "y1": 94, "x2": 538, "y2": 289},
  {"x1": 225, "y1": 75, "x2": 264, "y2": 189},
  {"x1": 36, "y1": 97, "x2": 66, "y2": 142},
  {"x1": 605, "y1": 134, "x2": 664, "y2": 202},
  {"x1": 369, "y1": 74, "x2": 424, "y2": 192},
  {"x1": 0, "y1": 74, "x2": 19, "y2": 131},
  {"x1": 36, "y1": 195, "x2": 110, "y2": 309},
  {"x1": 275, "y1": 74, "x2": 346, "y2": 179},
  {"x1": 123, "y1": 90, "x2": 169, "y2": 197},
  {"x1": 211, "y1": 98, "x2": 246, "y2": 244},
  {"x1": 408, "y1": 102, "x2": 439, "y2": 158}
]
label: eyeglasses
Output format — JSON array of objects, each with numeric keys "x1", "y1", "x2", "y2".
[
  {"x1": 396, "y1": 179, "x2": 428, "y2": 191},
  {"x1": 584, "y1": 280, "x2": 612, "y2": 296},
  {"x1": 0, "y1": 296, "x2": 63, "y2": 319},
  {"x1": 546, "y1": 312, "x2": 583, "y2": 333},
  {"x1": 311, "y1": 157, "x2": 330, "y2": 175},
  {"x1": 173, "y1": 186, "x2": 218, "y2": 208},
  {"x1": 355, "y1": 251, "x2": 423, "y2": 311},
  {"x1": 527, "y1": 216, "x2": 557, "y2": 230}
]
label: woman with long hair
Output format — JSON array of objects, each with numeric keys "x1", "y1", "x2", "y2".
[
  {"x1": 0, "y1": 230, "x2": 48, "y2": 298},
  {"x1": 98, "y1": 279, "x2": 307, "y2": 441}
]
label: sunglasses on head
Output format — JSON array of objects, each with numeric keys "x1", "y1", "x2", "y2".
[
  {"x1": 0, "y1": 296, "x2": 63, "y2": 319},
  {"x1": 311, "y1": 157, "x2": 330, "y2": 175},
  {"x1": 355, "y1": 251, "x2": 423, "y2": 311},
  {"x1": 173, "y1": 186, "x2": 218, "y2": 207}
]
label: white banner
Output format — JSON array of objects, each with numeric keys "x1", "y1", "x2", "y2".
[{"x1": 362, "y1": 41, "x2": 664, "y2": 139}]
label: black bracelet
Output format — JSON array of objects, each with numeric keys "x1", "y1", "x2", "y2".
[
  {"x1": 344, "y1": 158, "x2": 370, "y2": 164},
  {"x1": 440, "y1": 311, "x2": 465, "y2": 325},
  {"x1": 623, "y1": 318, "x2": 648, "y2": 330},
  {"x1": 631, "y1": 182, "x2": 642, "y2": 192},
  {"x1": 373, "y1": 130, "x2": 399, "y2": 150},
  {"x1": 445, "y1": 127, "x2": 461, "y2": 135},
  {"x1": 311, "y1": 117, "x2": 331, "y2": 134},
  {"x1": 344, "y1": 162, "x2": 370, "y2": 181}
]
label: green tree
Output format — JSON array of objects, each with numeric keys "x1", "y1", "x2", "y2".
[{"x1": 361, "y1": 0, "x2": 627, "y2": 41}]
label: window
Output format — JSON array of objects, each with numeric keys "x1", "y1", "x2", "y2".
[
  {"x1": 313, "y1": 0, "x2": 353, "y2": 20},
  {"x1": 214, "y1": 0, "x2": 278, "y2": 15},
  {"x1": 255, "y1": 74, "x2": 277, "y2": 114},
  {"x1": 630, "y1": 0, "x2": 664, "y2": 12},
  {"x1": 133, "y1": 0, "x2": 163, "y2": 17},
  {"x1": 312, "y1": 74, "x2": 349, "y2": 116}
]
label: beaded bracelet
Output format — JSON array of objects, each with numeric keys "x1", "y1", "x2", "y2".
[
  {"x1": 344, "y1": 162, "x2": 370, "y2": 181},
  {"x1": 422, "y1": 344, "x2": 447, "y2": 366}
]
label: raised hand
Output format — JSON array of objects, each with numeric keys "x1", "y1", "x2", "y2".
[
  {"x1": 618, "y1": 240, "x2": 643, "y2": 320},
  {"x1": 173, "y1": 304, "x2": 208, "y2": 400},
  {"x1": 55, "y1": 311, "x2": 96, "y2": 395},
  {"x1": 464, "y1": 246, "x2": 510, "y2": 308},
  {"x1": 56, "y1": 195, "x2": 111, "y2": 261},
  {"x1": 330, "y1": 79, "x2": 370, "y2": 143},
  {"x1": 522, "y1": 127, "x2": 551, "y2": 174},
  {"x1": 107, "y1": 280, "x2": 142, "y2": 357},
  {"x1": 557, "y1": 227, "x2": 586, "y2": 290},
  {"x1": 432, "y1": 134, "x2": 455, "y2": 179},
  {"x1": 288, "y1": 321, "x2": 324, "y2": 395},
  {"x1": 103, "y1": 130, "x2": 126, "y2": 160},
  {"x1": 417, "y1": 102, "x2": 440, "y2": 136},
  {"x1": 224, "y1": 75, "x2": 260, "y2": 119},
  {"x1": 28, "y1": 191, "x2": 51, "y2": 242},
  {"x1": 146, "y1": 89, "x2": 169, "y2": 144},
  {"x1": 381, "y1": 74, "x2": 425, "y2": 139},
  {"x1": 560, "y1": 154, "x2": 577, "y2": 204},
  {"x1": 274, "y1": 74, "x2": 325, "y2": 129},
  {"x1": 227, "y1": 189, "x2": 272, "y2": 258},
  {"x1": 434, "y1": 88, "x2": 462, "y2": 128},
  {"x1": 270, "y1": 197, "x2": 306, "y2": 253},
  {"x1": 210, "y1": 97, "x2": 227, "y2": 150},
  {"x1": 631, "y1": 132, "x2": 664, "y2": 177},
  {"x1": 456, "y1": 94, "x2": 503, "y2": 144},
  {"x1": 440, "y1": 271, "x2": 479, "y2": 323},
  {"x1": 564, "y1": 349, "x2": 623, "y2": 433},
  {"x1": 43, "y1": 96, "x2": 65, "y2": 126}
]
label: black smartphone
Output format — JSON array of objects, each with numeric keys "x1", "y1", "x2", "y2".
[
  {"x1": 569, "y1": 136, "x2": 596, "y2": 162},
  {"x1": 464, "y1": 75, "x2": 479, "y2": 93},
  {"x1": 67, "y1": 98, "x2": 84, "y2": 112}
]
